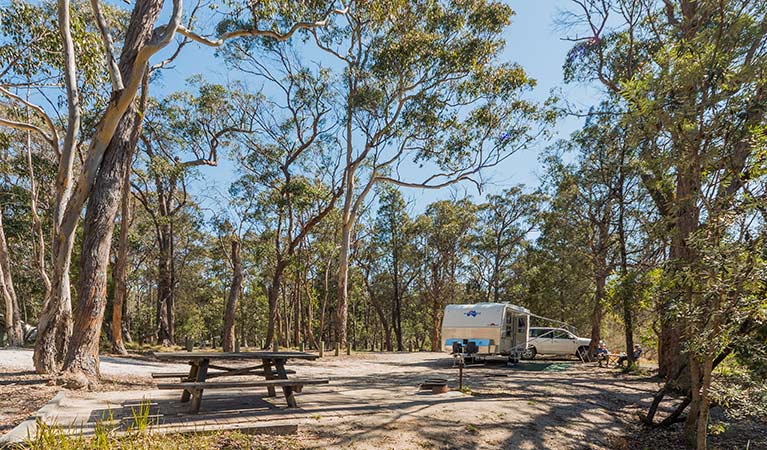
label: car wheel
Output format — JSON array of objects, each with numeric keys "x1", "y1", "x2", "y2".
[{"x1": 521, "y1": 346, "x2": 537, "y2": 360}]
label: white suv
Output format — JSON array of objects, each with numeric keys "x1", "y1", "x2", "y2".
[{"x1": 522, "y1": 327, "x2": 591, "y2": 359}]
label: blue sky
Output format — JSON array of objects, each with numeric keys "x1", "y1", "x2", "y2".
[{"x1": 149, "y1": 0, "x2": 598, "y2": 215}]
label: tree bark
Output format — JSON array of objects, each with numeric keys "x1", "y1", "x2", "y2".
[
  {"x1": 222, "y1": 237, "x2": 242, "y2": 352},
  {"x1": 303, "y1": 270, "x2": 317, "y2": 350},
  {"x1": 430, "y1": 264, "x2": 443, "y2": 352},
  {"x1": 336, "y1": 215, "x2": 353, "y2": 348},
  {"x1": 111, "y1": 153, "x2": 133, "y2": 355},
  {"x1": 156, "y1": 225, "x2": 174, "y2": 346},
  {"x1": 0, "y1": 212, "x2": 23, "y2": 346},
  {"x1": 34, "y1": 0, "x2": 177, "y2": 374},
  {"x1": 265, "y1": 260, "x2": 286, "y2": 348},
  {"x1": 61, "y1": 106, "x2": 141, "y2": 386},
  {"x1": 616, "y1": 146, "x2": 635, "y2": 364},
  {"x1": 588, "y1": 204, "x2": 611, "y2": 357},
  {"x1": 60, "y1": 0, "x2": 164, "y2": 384},
  {"x1": 34, "y1": 237, "x2": 73, "y2": 372},
  {"x1": 293, "y1": 277, "x2": 301, "y2": 348},
  {"x1": 588, "y1": 273, "x2": 606, "y2": 358},
  {"x1": 659, "y1": 147, "x2": 700, "y2": 385},
  {"x1": 32, "y1": 0, "x2": 80, "y2": 373},
  {"x1": 336, "y1": 93, "x2": 357, "y2": 348},
  {"x1": 431, "y1": 294, "x2": 443, "y2": 352},
  {"x1": 392, "y1": 237, "x2": 404, "y2": 351},
  {"x1": 364, "y1": 272, "x2": 393, "y2": 351},
  {"x1": 319, "y1": 259, "x2": 331, "y2": 348}
]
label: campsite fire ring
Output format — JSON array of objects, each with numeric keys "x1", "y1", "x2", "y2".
[{"x1": 419, "y1": 378, "x2": 449, "y2": 394}]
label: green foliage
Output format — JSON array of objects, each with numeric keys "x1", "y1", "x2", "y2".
[
  {"x1": 712, "y1": 355, "x2": 767, "y2": 421},
  {"x1": 0, "y1": 0, "x2": 119, "y2": 113}
]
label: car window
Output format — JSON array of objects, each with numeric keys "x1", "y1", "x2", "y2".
[
  {"x1": 531, "y1": 328, "x2": 553, "y2": 338},
  {"x1": 553, "y1": 330, "x2": 571, "y2": 339}
]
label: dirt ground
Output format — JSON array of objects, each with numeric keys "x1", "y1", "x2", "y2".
[
  {"x1": 1, "y1": 350, "x2": 764, "y2": 449},
  {"x1": 0, "y1": 349, "x2": 167, "y2": 434}
]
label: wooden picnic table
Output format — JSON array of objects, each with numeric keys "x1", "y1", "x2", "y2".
[{"x1": 152, "y1": 351, "x2": 328, "y2": 413}]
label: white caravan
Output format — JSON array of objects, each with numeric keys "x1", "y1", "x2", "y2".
[{"x1": 441, "y1": 303, "x2": 530, "y2": 361}]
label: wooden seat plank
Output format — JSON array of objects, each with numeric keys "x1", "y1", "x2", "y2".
[
  {"x1": 152, "y1": 372, "x2": 190, "y2": 378},
  {"x1": 151, "y1": 369, "x2": 295, "y2": 379},
  {"x1": 157, "y1": 378, "x2": 329, "y2": 390},
  {"x1": 153, "y1": 351, "x2": 318, "y2": 361}
]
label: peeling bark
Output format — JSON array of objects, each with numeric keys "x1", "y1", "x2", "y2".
[
  {"x1": 60, "y1": 0, "x2": 166, "y2": 385},
  {"x1": 62, "y1": 106, "x2": 141, "y2": 386}
]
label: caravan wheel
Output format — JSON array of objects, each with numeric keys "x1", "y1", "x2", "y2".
[{"x1": 521, "y1": 346, "x2": 537, "y2": 360}]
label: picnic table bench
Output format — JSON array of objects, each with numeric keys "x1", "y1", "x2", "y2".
[{"x1": 152, "y1": 351, "x2": 328, "y2": 413}]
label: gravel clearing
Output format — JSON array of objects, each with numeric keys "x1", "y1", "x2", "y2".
[
  {"x1": 2, "y1": 349, "x2": 764, "y2": 449},
  {"x1": 0, "y1": 348, "x2": 188, "y2": 377}
]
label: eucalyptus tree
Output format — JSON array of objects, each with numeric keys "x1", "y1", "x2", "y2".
[
  {"x1": 0, "y1": 134, "x2": 52, "y2": 348},
  {"x1": 564, "y1": 0, "x2": 767, "y2": 445},
  {"x1": 566, "y1": 120, "x2": 625, "y2": 355},
  {"x1": 110, "y1": 165, "x2": 132, "y2": 355},
  {"x1": 132, "y1": 81, "x2": 248, "y2": 346},
  {"x1": 1, "y1": 0, "x2": 189, "y2": 376},
  {"x1": 0, "y1": 0, "x2": 107, "y2": 362},
  {"x1": 520, "y1": 157, "x2": 595, "y2": 331},
  {"x1": 0, "y1": 0, "x2": 345, "y2": 381},
  {"x1": 227, "y1": 45, "x2": 343, "y2": 349},
  {"x1": 220, "y1": 228, "x2": 243, "y2": 352},
  {"x1": 470, "y1": 185, "x2": 540, "y2": 303},
  {"x1": 371, "y1": 186, "x2": 418, "y2": 351},
  {"x1": 63, "y1": 2, "x2": 345, "y2": 385},
  {"x1": 414, "y1": 199, "x2": 476, "y2": 351},
  {"x1": 356, "y1": 222, "x2": 393, "y2": 351},
  {"x1": 212, "y1": 186, "x2": 263, "y2": 352},
  {"x1": 296, "y1": 0, "x2": 547, "y2": 346},
  {"x1": 0, "y1": 203, "x2": 23, "y2": 346}
]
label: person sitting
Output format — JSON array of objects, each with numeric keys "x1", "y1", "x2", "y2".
[
  {"x1": 595, "y1": 341, "x2": 609, "y2": 366},
  {"x1": 617, "y1": 344, "x2": 642, "y2": 367}
]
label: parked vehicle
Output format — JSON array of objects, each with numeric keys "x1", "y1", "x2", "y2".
[
  {"x1": 522, "y1": 327, "x2": 591, "y2": 359},
  {"x1": 441, "y1": 302, "x2": 531, "y2": 362}
]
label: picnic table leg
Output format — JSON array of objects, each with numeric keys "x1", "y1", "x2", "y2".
[
  {"x1": 263, "y1": 359, "x2": 276, "y2": 397},
  {"x1": 274, "y1": 359, "x2": 297, "y2": 408},
  {"x1": 181, "y1": 362, "x2": 199, "y2": 402},
  {"x1": 190, "y1": 359, "x2": 209, "y2": 414}
]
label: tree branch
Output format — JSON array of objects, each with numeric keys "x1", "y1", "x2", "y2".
[
  {"x1": 89, "y1": 0, "x2": 124, "y2": 90},
  {"x1": 175, "y1": 5, "x2": 348, "y2": 47}
]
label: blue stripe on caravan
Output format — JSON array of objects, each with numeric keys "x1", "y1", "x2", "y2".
[{"x1": 445, "y1": 338, "x2": 491, "y2": 346}]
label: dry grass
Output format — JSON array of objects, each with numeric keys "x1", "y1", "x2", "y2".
[{"x1": 19, "y1": 424, "x2": 307, "y2": 450}]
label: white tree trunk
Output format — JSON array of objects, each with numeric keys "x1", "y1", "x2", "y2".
[{"x1": 0, "y1": 213, "x2": 23, "y2": 346}]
